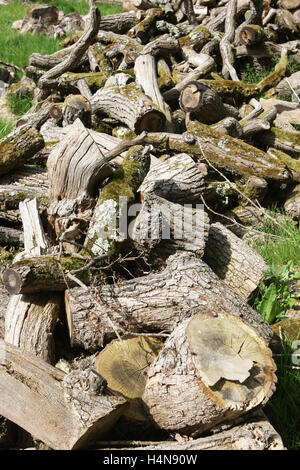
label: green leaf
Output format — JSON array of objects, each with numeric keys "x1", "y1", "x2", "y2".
[{"x1": 257, "y1": 283, "x2": 279, "y2": 324}]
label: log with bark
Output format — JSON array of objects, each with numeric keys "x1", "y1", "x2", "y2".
[
  {"x1": 0, "y1": 340, "x2": 127, "y2": 450},
  {"x1": 142, "y1": 312, "x2": 276, "y2": 436},
  {"x1": 64, "y1": 252, "x2": 273, "y2": 351}
]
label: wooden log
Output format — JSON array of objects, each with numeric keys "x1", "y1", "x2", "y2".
[
  {"x1": 284, "y1": 183, "x2": 300, "y2": 219},
  {"x1": 133, "y1": 0, "x2": 155, "y2": 9},
  {"x1": 0, "y1": 227, "x2": 23, "y2": 246},
  {"x1": 118, "y1": 410, "x2": 284, "y2": 450},
  {"x1": 127, "y1": 8, "x2": 164, "y2": 43},
  {"x1": 211, "y1": 117, "x2": 243, "y2": 137},
  {"x1": 280, "y1": 0, "x2": 300, "y2": 9},
  {"x1": 62, "y1": 94, "x2": 91, "y2": 127},
  {"x1": 65, "y1": 252, "x2": 273, "y2": 351},
  {"x1": 0, "y1": 340, "x2": 127, "y2": 450},
  {"x1": 238, "y1": 24, "x2": 266, "y2": 47},
  {"x1": 142, "y1": 312, "x2": 276, "y2": 436},
  {"x1": 18, "y1": 198, "x2": 49, "y2": 257},
  {"x1": 0, "y1": 287, "x2": 9, "y2": 339},
  {"x1": 84, "y1": 145, "x2": 150, "y2": 257},
  {"x1": 179, "y1": 81, "x2": 239, "y2": 125},
  {"x1": 258, "y1": 127, "x2": 300, "y2": 156},
  {"x1": 87, "y1": 43, "x2": 113, "y2": 74},
  {"x1": 75, "y1": 78, "x2": 93, "y2": 101},
  {"x1": 141, "y1": 33, "x2": 179, "y2": 56},
  {"x1": 29, "y1": 4, "x2": 58, "y2": 24},
  {"x1": 134, "y1": 53, "x2": 173, "y2": 131},
  {"x1": 91, "y1": 83, "x2": 166, "y2": 133},
  {"x1": 98, "y1": 11, "x2": 141, "y2": 34},
  {"x1": 183, "y1": 0, "x2": 197, "y2": 24},
  {"x1": 0, "y1": 127, "x2": 44, "y2": 177},
  {"x1": 204, "y1": 222, "x2": 268, "y2": 301},
  {"x1": 130, "y1": 192, "x2": 210, "y2": 255},
  {"x1": 220, "y1": 0, "x2": 239, "y2": 81},
  {"x1": 138, "y1": 153, "x2": 206, "y2": 203},
  {"x1": 4, "y1": 293, "x2": 61, "y2": 364},
  {"x1": 38, "y1": 0, "x2": 101, "y2": 90}
]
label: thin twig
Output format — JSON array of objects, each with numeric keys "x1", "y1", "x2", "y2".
[{"x1": 285, "y1": 78, "x2": 300, "y2": 105}]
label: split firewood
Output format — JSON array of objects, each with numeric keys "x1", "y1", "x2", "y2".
[
  {"x1": 142, "y1": 312, "x2": 276, "y2": 436},
  {"x1": 0, "y1": 340, "x2": 127, "y2": 450},
  {"x1": 204, "y1": 222, "x2": 269, "y2": 301},
  {"x1": 238, "y1": 24, "x2": 266, "y2": 47},
  {"x1": 64, "y1": 252, "x2": 273, "y2": 351},
  {"x1": 91, "y1": 82, "x2": 166, "y2": 133},
  {"x1": 0, "y1": 287, "x2": 9, "y2": 339}
]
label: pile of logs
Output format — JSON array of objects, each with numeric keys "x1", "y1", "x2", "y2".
[{"x1": 3, "y1": 0, "x2": 300, "y2": 450}]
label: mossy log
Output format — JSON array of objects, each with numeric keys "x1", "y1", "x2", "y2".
[
  {"x1": 178, "y1": 25, "x2": 212, "y2": 51},
  {"x1": 266, "y1": 147, "x2": 300, "y2": 182},
  {"x1": 0, "y1": 127, "x2": 44, "y2": 177},
  {"x1": 142, "y1": 313, "x2": 276, "y2": 436},
  {"x1": 130, "y1": 192, "x2": 210, "y2": 255},
  {"x1": 62, "y1": 94, "x2": 91, "y2": 127},
  {"x1": 138, "y1": 152, "x2": 206, "y2": 203},
  {"x1": 238, "y1": 24, "x2": 266, "y2": 47},
  {"x1": 284, "y1": 183, "x2": 300, "y2": 218},
  {"x1": 84, "y1": 145, "x2": 150, "y2": 257},
  {"x1": 127, "y1": 8, "x2": 164, "y2": 43},
  {"x1": 0, "y1": 339, "x2": 127, "y2": 450},
  {"x1": 60, "y1": 71, "x2": 111, "y2": 93},
  {"x1": 203, "y1": 222, "x2": 269, "y2": 301},
  {"x1": 4, "y1": 293, "x2": 61, "y2": 364},
  {"x1": 179, "y1": 81, "x2": 239, "y2": 125},
  {"x1": 211, "y1": 117, "x2": 243, "y2": 138},
  {"x1": 91, "y1": 82, "x2": 166, "y2": 133},
  {"x1": 259, "y1": 127, "x2": 300, "y2": 156},
  {"x1": 0, "y1": 227, "x2": 23, "y2": 247},
  {"x1": 64, "y1": 252, "x2": 273, "y2": 351},
  {"x1": 87, "y1": 43, "x2": 112, "y2": 74},
  {"x1": 140, "y1": 127, "x2": 289, "y2": 181},
  {"x1": 1, "y1": 254, "x2": 90, "y2": 295}
]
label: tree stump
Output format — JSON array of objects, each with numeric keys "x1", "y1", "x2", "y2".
[{"x1": 62, "y1": 94, "x2": 91, "y2": 127}]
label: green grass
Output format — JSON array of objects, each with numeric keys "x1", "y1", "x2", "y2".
[
  {"x1": 0, "y1": 118, "x2": 14, "y2": 139},
  {"x1": 251, "y1": 208, "x2": 300, "y2": 266},
  {"x1": 265, "y1": 338, "x2": 300, "y2": 450},
  {"x1": 0, "y1": 1, "x2": 123, "y2": 73},
  {"x1": 241, "y1": 57, "x2": 300, "y2": 85},
  {"x1": 6, "y1": 93, "x2": 33, "y2": 116}
]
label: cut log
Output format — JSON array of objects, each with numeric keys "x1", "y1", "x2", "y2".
[
  {"x1": 280, "y1": 0, "x2": 300, "y2": 9},
  {"x1": 204, "y1": 222, "x2": 269, "y2": 301},
  {"x1": 18, "y1": 198, "x2": 49, "y2": 257},
  {"x1": 0, "y1": 127, "x2": 44, "y2": 177},
  {"x1": 29, "y1": 5, "x2": 59, "y2": 24},
  {"x1": 130, "y1": 192, "x2": 210, "y2": 255},
  {"x1": 95, "y1": 336, "x2": 163, "y2": 399},
  {"x1": 142, "y1": 312, "x2": 276, "y2": 436},
  {"x1": 4, "y1": 293, "x2": 61, "y2": 364},
  {"x1": 91, "y1": 83, "x2": 166, "y2": 133},
  {"x1": 138, "y1": 153, "x2": 206, "y2": 204},
  {"x1": 0, "y1": 340, "x2": 127, "y2": 450},
  {"x1": 65, "y1": 252, "x2": 273, "y2": 351},
  {"x1": 179, "y1": 81, "x2": 239, "y2": 125},
  {"x1": 62, "y1": 94, "x2": 91, "y2": 127},
  {"x1": 238, "y1": 24, "x2": 266, "y2": 46},
  {"x1": 1, "y1": 255, "x2": 88, "y2": 295},
  {"x1": 84, "y1": 145, "x2": 151, "y2": 256}
]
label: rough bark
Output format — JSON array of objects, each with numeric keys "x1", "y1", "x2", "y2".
[
  {"x1": 138, "y1": 153, "x2": 206, "y2": 204},
  {"x1": 0, "y1": 287, "x2": 9, "y2": 339},
  {"x1": 65, "y1": 252, "x2": 273, "y2": 351},
  {"x1": 118, "y1": 411, "x2": 284, "y2": 450},
  {"x1": 130, "y1": 192, "x2": 210, "y2": 255},
  {"x1": 142, "y1": 313, "x2": 276, "y2": 436},
  {"x1": 0, "y1": 339, "x2": 127, "y2": 450},
  {"x1": 99, "y1": 12, "x2": 141, "y2": 34},
  {"x1": 91, "y1": 83, "x2": 166, "y2": 133},
  {"x1": 204, "y1": 222, "x2": 269, "y2": 301}
]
